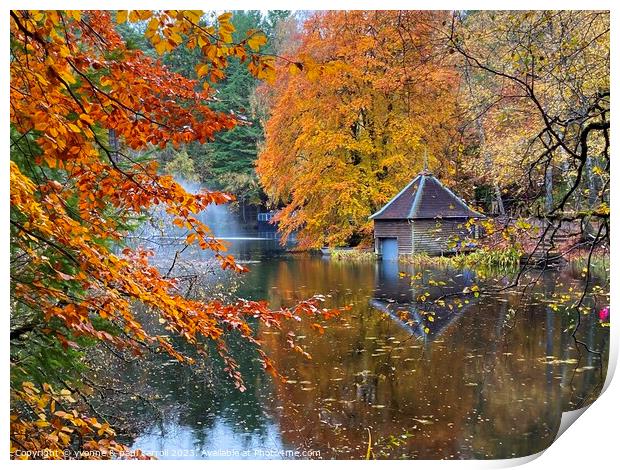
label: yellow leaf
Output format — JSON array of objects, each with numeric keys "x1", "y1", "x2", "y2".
[
  {"x1": 116, "y1": 10, "x2": 128, "y2": 24},
  {"x1": 247, "y1": 32, "x2": 267, "y2": 52},
  {"x1": 154, "y1": 39, "x2": 168, "y2": 55},
  {"x1": 67, "y1": 10, "x2": 81, "y2": 22},
  {"x1": 218, "y1": 12, "x2": 233, "y2": 23},
  {"x1": 195, "y1": 63, "x2": 209, "y2": 77},
  {"x1": 185, "y1": 10, "x2": 203, "y2": 24},
  {"x1": 145, "y1": 17, "x2": 159, "y2": 37}
]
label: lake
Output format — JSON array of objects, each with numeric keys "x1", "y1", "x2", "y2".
[{"x1": 106, "y1": 235, "x2": 608, "y2": 460}]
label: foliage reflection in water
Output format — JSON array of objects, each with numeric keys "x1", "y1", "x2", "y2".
[{"x1": 101, "y1": 238, "x2": 607, "y2": 460}]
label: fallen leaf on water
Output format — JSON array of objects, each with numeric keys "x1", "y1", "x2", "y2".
[{"x1": 412, "y1": 418, "x2": 433, "y2": 425}]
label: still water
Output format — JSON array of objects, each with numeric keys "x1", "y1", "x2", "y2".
[{"x1": 110, "y1": 236, "x2": 608, "y2": 460}]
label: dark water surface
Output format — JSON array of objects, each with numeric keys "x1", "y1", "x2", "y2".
[{"x1": 115, "y1": 237, "x2": 608, "y2": 460}]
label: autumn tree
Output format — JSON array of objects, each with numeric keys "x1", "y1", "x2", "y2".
[
  {"x1": 444, "y1": 11, "x2": 609, "y2": 241},
  {"x1": 256, "y1": 11, "x2": 461, "y2": 249},
  {"x1": 10, "y1": 10, "x2": 338, "y2": 459}
]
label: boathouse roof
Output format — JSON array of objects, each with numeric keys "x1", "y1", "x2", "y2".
[{"x1": 369, "y1": 171, "x2": 484, "y2": 220}]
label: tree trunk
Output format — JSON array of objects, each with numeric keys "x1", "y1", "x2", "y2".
[
  {"x1": 585, "y1": 155, "x2": 598, "y2": 209},
  {"x1": 493, "y1": 183, "x2": 505, "y2": 216},
  {"x1": 477, "y1": 118, "x2": 505, "y2": 215},
  {"x1": 544, "y1": 162, "x2": 553, "y2": 213}
]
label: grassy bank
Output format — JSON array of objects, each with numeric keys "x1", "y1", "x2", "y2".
[
  {"x1": 400, "y1": 247, "x2": 523, "y2": 270},
  {"x1": 326, "y1": 246, "x2": 522, "y2": 269},
  {"x1": 330, "y1": 249, "x2": 377, "y2": 262}
]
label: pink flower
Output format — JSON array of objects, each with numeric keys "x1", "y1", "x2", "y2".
[{"x1": 598, "y1": 306, "x2": 610, "y2": 322}]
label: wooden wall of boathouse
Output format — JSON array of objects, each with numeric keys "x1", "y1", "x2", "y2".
[
  {"x1": 374, "y1": 219, "x2": 476, "y2": 256},
  {"x1": 374, "y1": 220, "x2": 413, "y2": 254},
  {"x1": 411, "y1": 219, "x2": 473, "y2": 255}
]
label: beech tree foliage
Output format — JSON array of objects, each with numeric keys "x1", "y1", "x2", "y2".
[{"x1": 257, "y1": 11, "x2": 461, "y2": 248}]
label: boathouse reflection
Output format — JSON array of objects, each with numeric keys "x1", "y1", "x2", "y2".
[{"x1": 369, "y1": 260, "x2": 476, "y2": 342}]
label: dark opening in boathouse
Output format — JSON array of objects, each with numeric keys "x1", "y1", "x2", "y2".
[{"x1": 370, "y1": 171, "x2": 485, "y2": 260}]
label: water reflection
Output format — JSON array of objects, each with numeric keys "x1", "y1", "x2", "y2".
[
  {"x1": 371, "y1": 260, "x2": 476, "y2": 342},
  {"x1": 104, "y1": 238, "x2": 608, "y2": 460}
]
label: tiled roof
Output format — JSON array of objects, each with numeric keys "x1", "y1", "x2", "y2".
[{"x1": 369, "y1": 172, "x2": 483, "y2": 220}]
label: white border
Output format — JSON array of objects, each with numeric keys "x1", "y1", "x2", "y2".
[{"x1": 3, "y1": 1, "x2": 617, "y2": 468}]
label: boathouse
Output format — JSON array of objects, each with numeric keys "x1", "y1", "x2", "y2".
[{"x1": 369, "y1": 171, "x2": 484, "y2": 260}]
